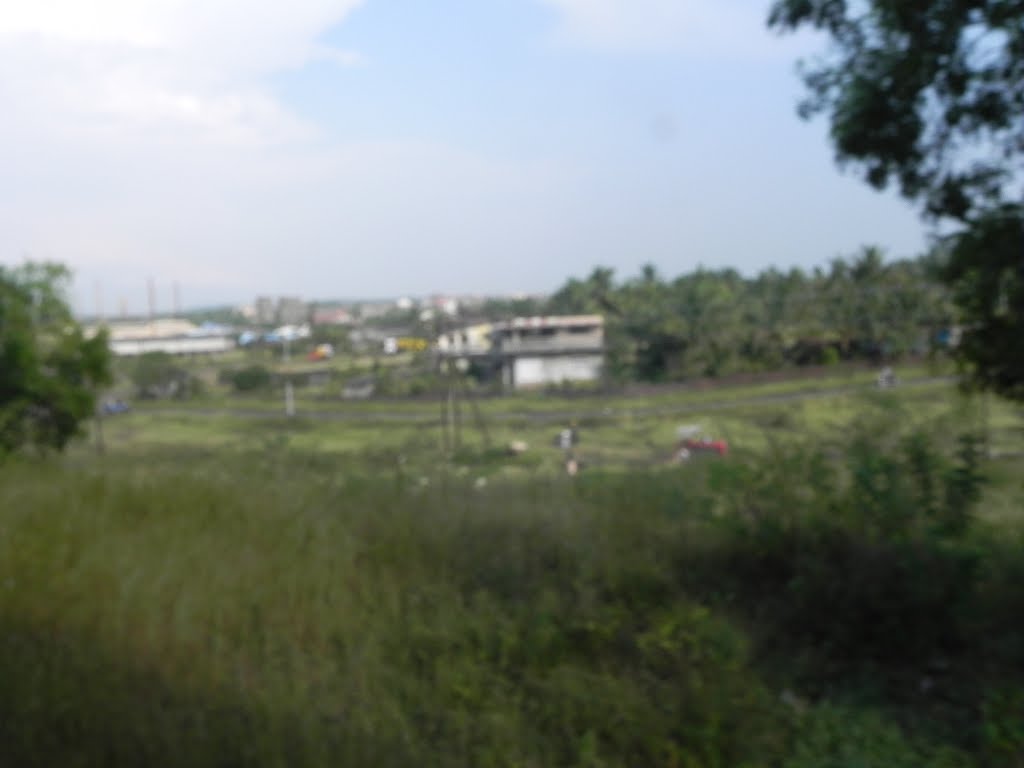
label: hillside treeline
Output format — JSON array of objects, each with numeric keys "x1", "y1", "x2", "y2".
[{"x1": 546, "y1": 247, "x2": 952, "y2": 381}]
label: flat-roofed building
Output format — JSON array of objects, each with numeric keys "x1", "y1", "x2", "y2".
[
  {"x1": 86, "y1": 318, "x2": 236, "y2": 357},
  {"x1": 437, "y1": 315, "x2": 604, "y2": 390}
]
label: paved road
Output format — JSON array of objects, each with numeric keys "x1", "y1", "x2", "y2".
[{"x1": 135, "y1": 376, "x2": 955, "y2": 426}]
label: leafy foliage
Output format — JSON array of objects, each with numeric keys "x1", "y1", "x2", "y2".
[
  {"x1": 130, "y1": 352, "x2": 200, "y2": 400},
  {"x1": 939, "y1": 205, "x2": 1024, "y2": 401},
  {"x1": 0, "y1": 262, "x2": 110, "y2": 454},
  {"x1": 547, "y1": 250, "x2": 952, "y2": 381},
  {"x1": 226, "y1": 364, "x2": 272, "y2": 393},
  {"x1": 767, "y1": 0, "x2": 1023, "y2": 222},
  {"x1": 785, "y1": 706, "x2": 973, "y2": 768},
  {"x1": 768, "y1": 0, "x2": 1024, "y2": 400},
  {"x1": 1, "y1": 415, "x2": 1021, "y2": 766}
]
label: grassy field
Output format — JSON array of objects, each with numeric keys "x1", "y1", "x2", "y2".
[
  {"x1": 4, "y1": 372, "x2": 1023, "y2": 766},
  {"x1": 132, "y1": 359, "x2": 953, "y2": 416},
  {"x1": 92, "y1": 369, "x2": 1024, "y2": 528},
  {"x1": 96, "y1": 372, "x2": 1022, "y2": 481}
]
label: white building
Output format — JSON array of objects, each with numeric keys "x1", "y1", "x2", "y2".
[
  {"x1": 87, "y1": 319, "x2": 236, "y2": 357},
  {"x1": 437, "y1": 315, "x2": 605, "y2": 390},
  {"x1": 109, "y1": 336, "x2": 236, "y2": 356},
  {"x1": 491, "y1": 315, "x2": 604, "y2": 389},
  {"x1": 436, "y1": 323, "x2": 494, "y2": 355}
]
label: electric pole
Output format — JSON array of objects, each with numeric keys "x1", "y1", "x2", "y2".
[{"x1": 283, "y1": 335, "x2": 295, "y2": 418}]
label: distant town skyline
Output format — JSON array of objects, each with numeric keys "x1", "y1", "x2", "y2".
[
  {"x1": 77, "y1": 286, "x2": 549, "y2": 321},
  {"x1": 0, "y1": 1, "x2": 927, "y2": 315}
]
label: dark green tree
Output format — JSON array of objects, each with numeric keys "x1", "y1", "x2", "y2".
[
  {"x1": 768, "y1": 0, "x2": 1024, "y2": 398},
  {"x1": 941, "y1": 205, "x2": 1024, "y2": 399},
  {"x1": 0, "y1": 262, "x2": 111, "y2": 454},
  {"x1": 229, "y1": 364, "x2": 273, "y2": 393},
  {"x1": 131, "y1": 352, "x2": 196, "y2": 400},
  {"x1": 546, "y1": 252, "x2": 953, "y2": 382}
]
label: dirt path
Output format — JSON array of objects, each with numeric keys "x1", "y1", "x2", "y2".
[{"x1": 135, "y1": 376, "x2": 955, "y2": 426}]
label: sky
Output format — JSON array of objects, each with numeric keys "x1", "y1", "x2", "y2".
[{"x1": 0, "y1": 0, "x2": 927, "y2": 313}]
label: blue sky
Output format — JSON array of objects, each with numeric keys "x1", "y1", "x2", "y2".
[{"x1": 0, "y1": 0, "x2": 925, "y2": 312}]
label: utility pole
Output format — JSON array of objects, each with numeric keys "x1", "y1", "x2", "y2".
[
  {"x1": 94, "y1": 403, "x2": 106, "y2": 457},
  {"x1": 450, "y1": 359, "x2": 463, "y2": 452},
  {"x1": 283, "y1": 335, "x2": 295, "y2": 418},
  {"x1": 440, "y1": 384, "x2": 451, "y2": 456},
  {"x1": 93, "y1": 280, "x2": 106, "y2": 456},
  {"x1": 435, "y1": 320, "x2": 488, "y2": 458}
]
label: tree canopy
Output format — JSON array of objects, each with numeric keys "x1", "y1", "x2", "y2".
[
  {"x1": 0, "y1": 262, "x2": 111, "y2": 455},
  {"x1": 768, "y1": 0, "x2": 1024, "y2": 399},
  {"x1": 547, "y1": 251, "x2": 952, "y2": 383}
]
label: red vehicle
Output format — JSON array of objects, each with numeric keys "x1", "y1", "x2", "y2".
[
  {"x1": 674, "y1": 425, "x2": 728, "y2": 461},
  {"x1": 681, "y1": 436, "x2": 729, "y2": 457},
  {"x1": 307, "y1": 343, "x2": 335, "y2": 362}
]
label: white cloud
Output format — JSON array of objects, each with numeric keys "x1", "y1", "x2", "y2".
[
  {"x1": 0, "y1": 0, "x2": 381, "y2": 304},
  {"x1": 311, "y1": 44, "x2": 365, "y2": 68},
  {"x1": 0, "y1": 0, "x2": 620, "y2": 308},
  {"x1": 0, "y1": 0, "x2": 366, "y2": 71},
  {"x1": 0, "y1": 1, "x2": 366, "y2": 141},
  {"x1": 538, "y1": 0, "x2": 797, "y2": 56},
  {"x1": 0, "y1": 0, "x2": 923, "y2": 310},
  {"x1": 0, "y1": 125, "x2": 589, "y2": 308}
]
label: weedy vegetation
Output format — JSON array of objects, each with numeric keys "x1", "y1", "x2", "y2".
[{"x1": 1, "y1": 387, "x2": 1022, "y2": 767}]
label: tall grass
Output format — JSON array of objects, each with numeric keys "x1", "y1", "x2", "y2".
[{"x1": 1, "y1": 420, "x2": 1022, "y2": 766}]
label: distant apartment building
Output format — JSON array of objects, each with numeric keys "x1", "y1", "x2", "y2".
[
  {"x1": 276, "y1": 297, "x2": 309, "y2": 325},
  {"x1": 312, "y1": 307, "x2": 354, "y2": 326},
  {"x1": 357, "y1": 301, "x2": 397, "y2": 321},
  {"x1": 425, "y1": 295, "x2": 459, "y2": 317},
  {"x1": 254, "y1": 296, "x2": 276, "y2": 325},
  {"x1": 252, "y1": 295, "x2": 309, "y2": 325}
]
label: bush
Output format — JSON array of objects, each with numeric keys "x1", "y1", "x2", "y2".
[
  {"x1": 131, "y1": 352, "x2": 198, "y2": 400},
  {"x1": 675, "y1": 422, "x2": 992, "y2": 711},
  {"x1": 981, "y1": 687, "x2": 1024, "y2": 767},
  {"x1": 227, "y1": 364, "x2": 272, "y2": 393},
  {"x1": 0, "y1": 458, "x2": 785, "y2": 767},
  {"x1": 821, "y1": 346, "x2": 841, "y2": 366},
  {"x1": 0, "y1": 420, "x2": 1018, "y2": 766},
  {"x1": 786, "y1": 706, "x2": 974, "y2": 768}
]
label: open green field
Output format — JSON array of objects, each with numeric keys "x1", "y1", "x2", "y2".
[
  {"x1": 132, "y1": 358, "x2": 954, "y2": 416},
  {"x1": 5, "y1": 372, "x2": 1023, "y2": 766},
  {"x1": 98, "y1": 371, "x2": 1022, "y2": 477},
  {"x1": 94, "y1": 370, "x2": 1024, "y2": 525}
]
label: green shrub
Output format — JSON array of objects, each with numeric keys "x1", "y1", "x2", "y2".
[
  {"x1": 228, "y1": 364, "x2": 272, "y2": 392},
  {"x1": 981, "y1": 688, "x2": 1024, "y2": 767},
  {"x1": 0, "y1": 420, "x2": 1018, "y2": 767},
  {"x1": 786, "y1": 706, "x2": 974, "y2": 768},
  {"x1": 0, "y1": 459, "x2": 784, "y2": 767},
  {"x1": 131, "y1": 352, "x2": 197, "y2": 400},
  {"x1": 676, "y1": 425, "x2": 989, "y2": 703}
]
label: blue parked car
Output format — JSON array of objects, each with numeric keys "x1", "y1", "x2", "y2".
[{"x1": 101, "y1": 399, "x2": 131, "y2": 415}]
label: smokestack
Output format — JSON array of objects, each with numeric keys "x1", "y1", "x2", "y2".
[
  {"x1": 147, "y1": 278, "x2": 156, "y2": 322},
  {"x1": 119, "y1": 298, "x2": 128, "y2": 319},
  {"x1": 173, "y1": 282, "x2": 181, "y2": 317}
]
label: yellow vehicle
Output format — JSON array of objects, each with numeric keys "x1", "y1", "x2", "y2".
[
  {"x1": 307, "y1": 343, "x2": 335, "y2": 361},
  {"x1": 396, "y1": 337, "x2": 429, "y2": 353}
]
